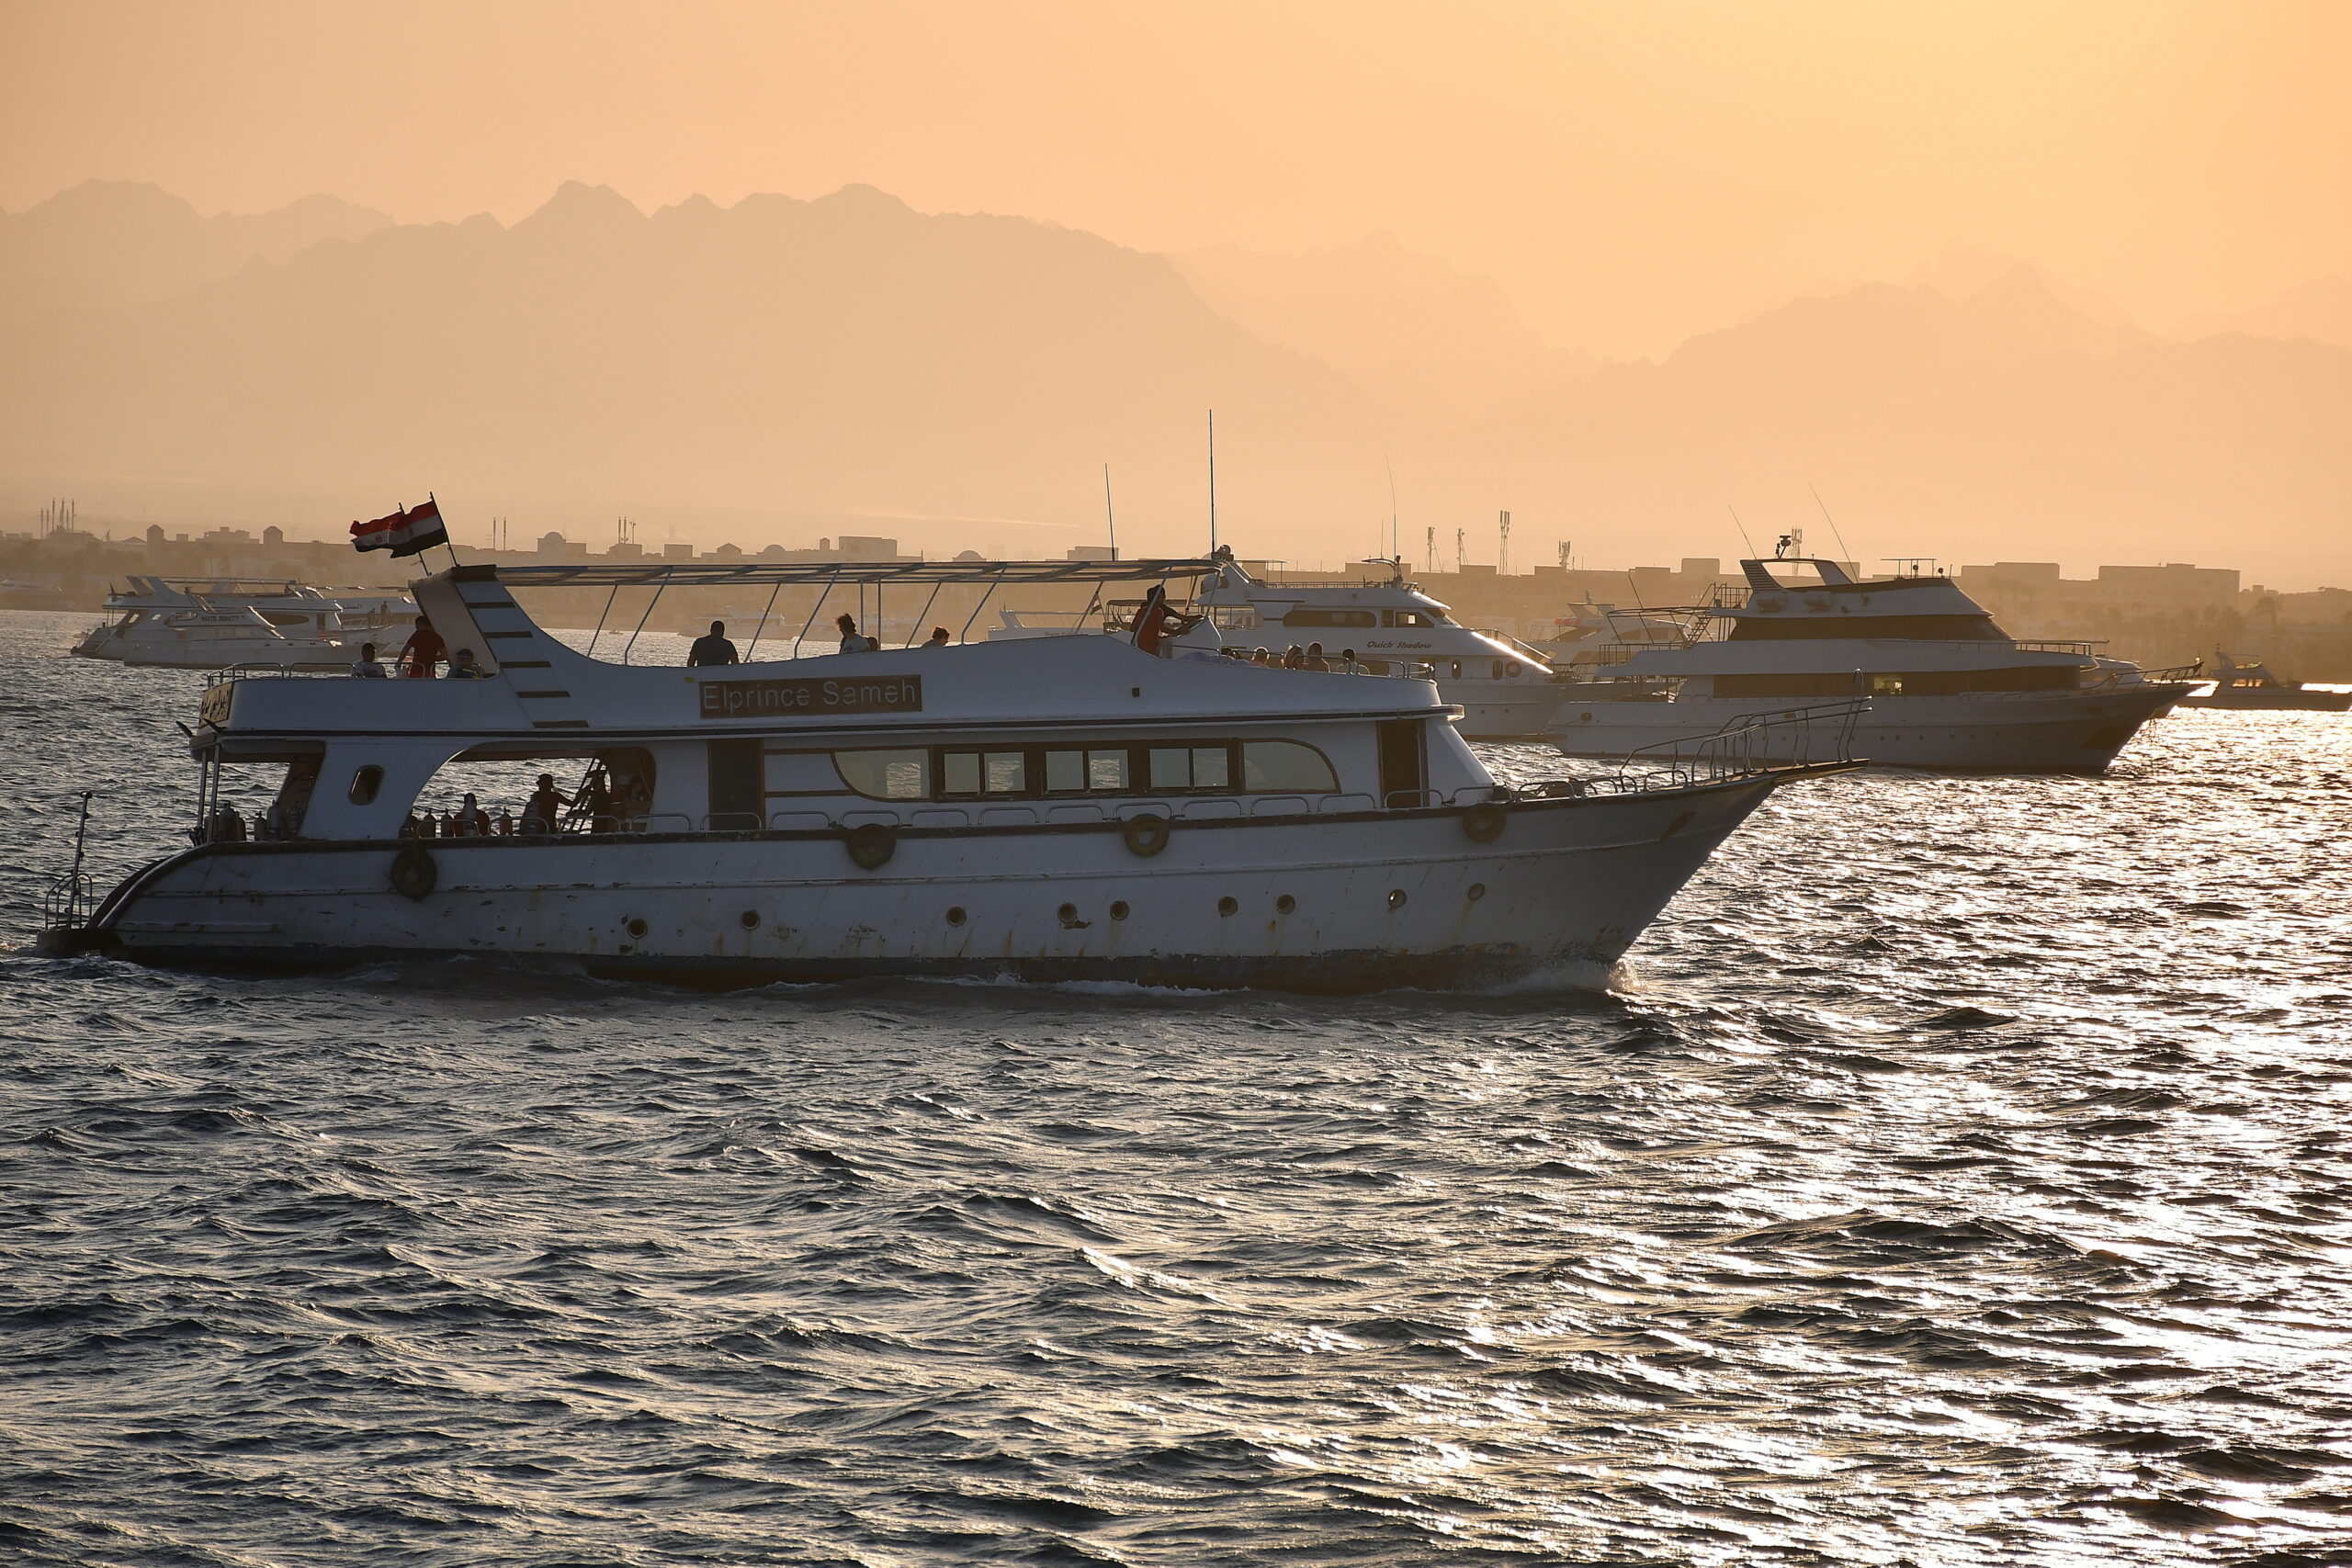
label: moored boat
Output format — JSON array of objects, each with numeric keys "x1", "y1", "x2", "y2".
[
  {"x1": 1550, "y1": 546, "x2": 2195, "y2": 773},
  {"x1": 42, "y1": 557, "x2": 1851, "y2": 992},
  {"x1": 72, "y1": 576, "x2": 413, "y2": 671},
  {"x1": 2177, "y1": 651, "x2": 2352, "y2": 713}
]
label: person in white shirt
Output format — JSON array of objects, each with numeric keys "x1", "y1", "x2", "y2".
[
  {"x1": 350, "y1": 642, "x2": 389, "y2": 678},
  {"x1": 836, "y1": 614, "x2": 881, "y2": 652}
]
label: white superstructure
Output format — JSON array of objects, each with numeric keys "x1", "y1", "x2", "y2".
[
  {"x1": 1551, "y1": 552, "x2": 2192, "y2": 773},
  {"x1": 72, "y1": 577, "x2": 413, "y2": 671},
  {"x1": 47, "y1": 557, "x2": 1847, "y2": 993},
  {"x1": 1192, "y1": 558, "x2": 1559, "y2": 739}
]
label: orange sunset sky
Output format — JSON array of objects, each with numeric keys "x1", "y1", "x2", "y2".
[{"x1": 3, "y1": 1, "x2": 2348, "y2": 579}]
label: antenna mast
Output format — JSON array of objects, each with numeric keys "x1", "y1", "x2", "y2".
[
  {"x1": 1103, "y1": 464, "x2": 1117, "y2": 560},
  {"x1": 1206, "y1": 410, "x2": 1216, "y2": 554},
  {"x1": 1498, "y1": 510, "x2": 1510, "y2": 575}
]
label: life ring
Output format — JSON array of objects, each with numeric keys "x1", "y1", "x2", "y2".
[
  {"x1": 1121, "y1": 814, "x2": 1172, "y2": 857},
  {"x1": 390, "y1": 841, "x2": 437, "y2": 901},
  {"x1": 843, "y1": 822, "x2": 897, "y2": 870},
  {"x1": 1460, "y1": 803, "x2": 1507, "y2": 843}
]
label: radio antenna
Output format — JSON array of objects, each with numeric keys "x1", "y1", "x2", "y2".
[
  {"x1": 1103, "y1": 464, "x2": 1117, "y2": 560},
  {"x1": 1808, "y1": 482, "x2": 1855, "y2": 570},
  {"x1": 1385, "y1": 451, "x2": 1399, "y2": 562},
  {"x1": 1206, "y1": 410, "x2": 1217, "y2": 553},
  {"x1": 1727, "y1": 505, "x2": 1759, "y2": 559}
]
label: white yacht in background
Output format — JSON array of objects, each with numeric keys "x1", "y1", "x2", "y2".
[
  {"x1": 73, "y1": 577, "x2": 413, "y2": 671},
  {"x1": 1551, "y1": 546, "x2": 2193, "y2": 773},
  {"x1": 1192, "y1": 556, "x2": 1560, "y2": 739},
  {"x1": 41, "y1": 556, "x2": 1849, "y2": 993}
]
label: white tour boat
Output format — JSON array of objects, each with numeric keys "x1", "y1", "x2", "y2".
[
  {"x1": 1550, "y1": 547, "x2": 2194, "y2": 773},
  {"x1": 73, "y1": 577, "x2": 413, "y2": 671},
  {"x1": 1190, "y1": 556, "x2": 1561, "y2": 739},
  {"x1": 41, "y1": 557, "x2": 1850, "y2": 993}
]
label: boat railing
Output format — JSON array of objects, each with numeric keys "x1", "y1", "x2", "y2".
[
  {"x1": 40, "y1": 871, "x2": 96, "y2": 931},
  {"x1": 1601, "y1": 699, "x2": 1867, "y2": 789}
]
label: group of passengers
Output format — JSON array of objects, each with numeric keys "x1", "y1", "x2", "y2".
[
  {"x1": 401, "y1": 767, "x2": 649, "y2": 839},
  {"x1": 349, "y1": 615, "x2": 488, "y2": 679},
  {"x1": 1222, "y1": 641, "x2": 1361, "y2": 673},
  {"x1": 351, "y1": 614, "x2": 956, "y2": 677},
  {"x1": 686, "y1": 615, "x2": 951, "y2": 664}
]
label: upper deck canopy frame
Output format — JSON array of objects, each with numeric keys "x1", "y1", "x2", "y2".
[{"x1": 472, "y1": 557, "x2": 1227, "y2": 663}]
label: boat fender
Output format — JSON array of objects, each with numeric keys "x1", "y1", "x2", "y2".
[
  {"x1": 390, "y1": 841, "x2": 438, "y2": 901},
  {"x1": 1121, "y1": 814, "x2": 1172, "y2": 857},
  {"x1": 1460, "y1": 803, "x2": 1507, "y2": 843},
  {"x1": 844, "y1": 822, "x2": 897, "y2": 870}
]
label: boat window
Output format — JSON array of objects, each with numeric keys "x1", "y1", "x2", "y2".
[
  {"x1": 1046, "y1": 749, "x2": 1085, "y2": 792},
  {"x1": 1150, "y1": 746, "x2": 1233, "y2": 790},
  {"x1": 836, "y1": 749, "x2": 932, "y2": 799},
  {"x1": 985, "y1": 752, "x2": 1026, "y2": 794},
  {"x1": 1284, "y1": 608, "x2": 1377, "y2": 627},
  {"x1": 942, "y1": 751, "x2": 982, "y2": 795},
  {"x1": 1087, "y1": 749, "x2": 1126, "y2": 791},
  {"x1": 1242, "y1": 740, "x2": 1338, "y2": 792},
  {"x1": 348, "y1": 765, "x2": 384, "y2": 806}
]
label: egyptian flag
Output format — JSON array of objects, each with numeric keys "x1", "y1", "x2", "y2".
[{"x1": 350, "y1": 497, "x2": 449, "y2": 557}]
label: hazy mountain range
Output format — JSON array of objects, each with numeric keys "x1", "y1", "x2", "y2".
[{"x1": 4, "y1": 180, "x2": 2346, "y2": 583}]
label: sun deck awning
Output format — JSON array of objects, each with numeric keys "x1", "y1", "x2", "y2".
[{"x1": 482, "y1": 558, "x2": 1222, "y2": 589}]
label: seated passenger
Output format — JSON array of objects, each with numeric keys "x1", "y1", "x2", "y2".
[
  {"x1": 447, "y1": 649, "x2": 490, "y2": 678},
  {"x1": 836, "y1": 613, "x2": 879, "y2": 653},
  {"x1": 618, "y1": 773, "x2": 652, "y2": 829},
  {"x1": 1337, "y1": 648, "x2": 1363, "y2": 673},
  {"x1": 1305, "y1": 641, "x2": 1331, "y2": 671},
  {"x1": 1282, "y1": 645, "x2": 1306, "y2": 670},
  {"x1": 457, "y1": 792, "x2": 491, "y2": 836},
  {"x1": 1250, "y1": 648, "x2": 1272, "y2": 666},
  {"x1": 688, "y1": 620, "x2": 740, "y2": 667},
  {"x1": 922, "y1": 626, "x2": 951, "y2": 649},
  {"x1": 350, "y1": 641, "x2": 389, "y2": 678}
]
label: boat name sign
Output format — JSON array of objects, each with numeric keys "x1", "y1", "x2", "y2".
[{"x1": 698, "y1": 674, "x2": 923, "y2": 719}]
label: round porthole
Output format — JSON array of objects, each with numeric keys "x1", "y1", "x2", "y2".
[
  {"x1": 1057, "y1": 902, "x2": 1080, "y2": 925},
  {"x1": 1109, "y1": 900, "x2": 1130, "y2": 920},
  {"x1": 1275, "y1": 894, "x2": 1296, "y2": 915},
  {"x1": 739, "y1": 909, "x2": 760, "y2": 931},
  {"x1": 625, "y1": 917, "x2": 649, "y2": 939},
  {"x1": 946, "y1": 906, "x2": 967, "y2": 926},
  {"x1": 1387, "y1": 889, "x2": 1407, "y2": 910},
  {"x1": 1466, "y1": 883, "x2": 1487, "y2": 901},
  {"x1": 1217, "y1": 896, "x2": 1238, "y2": 917}
]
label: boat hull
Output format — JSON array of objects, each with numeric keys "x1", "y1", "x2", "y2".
[
  {"x1": 66, "y1": 779, "x2": 1803, "y2": 994},
  {"x1": 1552, "y1": 686, "x2": 2185, "y2": 773},
  {"x1": 2177, "y1": 689, "x2": 2352, "y2": 712},
  {"x1": 72, "y1": 637, "x2": 349, "y2": 671},
  {"x1": 1443, "y1": 679, "x2": 1563, "y2": 740}
]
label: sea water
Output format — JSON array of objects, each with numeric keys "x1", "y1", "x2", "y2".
[{"x1": 4, "y1": 609, "x2": 2349, "y2": 1565}]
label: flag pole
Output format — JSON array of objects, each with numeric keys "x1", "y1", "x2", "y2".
[{"x1": 432, "y1": 491, "x2": 460, "y2": 572}]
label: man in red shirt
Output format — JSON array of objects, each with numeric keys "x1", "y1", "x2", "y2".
[{"x1": 399, "y1": 615, "x2": 446, "y2": 678}]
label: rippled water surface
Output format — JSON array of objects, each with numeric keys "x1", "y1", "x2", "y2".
[{"x1": 5, "y1": 608, "x2": 2351, "y2": 1566}]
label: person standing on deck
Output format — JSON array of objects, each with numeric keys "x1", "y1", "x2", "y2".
[{"x1": 399, "y1": 615, "x2": 446, "y2": 678}]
